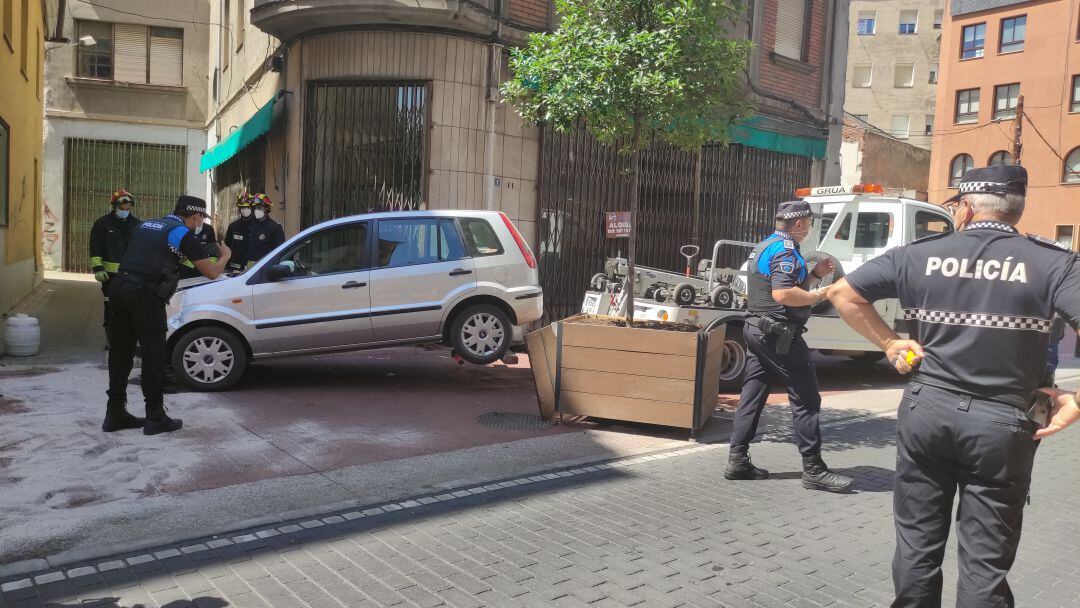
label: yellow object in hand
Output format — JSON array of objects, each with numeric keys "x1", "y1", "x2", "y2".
[{"x1": 905, "y1": 351, "x2": 917, "y2": 365}]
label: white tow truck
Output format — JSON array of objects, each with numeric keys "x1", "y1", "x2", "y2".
[{"x1": 580, "y1": 184, "x2": 955, "y2": 392}]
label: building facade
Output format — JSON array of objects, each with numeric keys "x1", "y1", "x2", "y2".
[
  {"x1": 840, "y1": 115, "x2": 932, "y2": 199},
  {"x1": 844, "y1": 0, "x2": 944, "y2": 150},
  {"x1": 928, "y1": 0, "x2": 1080, "y2": 244},
  {"x1": 0, "y1": 0, "x2": 46, "y2": 313},
  {"x1": 41, "y1": 0, "x2": 210, "y2": 272}
]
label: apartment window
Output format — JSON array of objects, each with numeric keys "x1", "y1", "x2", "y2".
[
  {"x1": 929, "y1": 63, "x2": 939, "y2": 84},
  {"x1": 0, "y1": 119, "x2": 7, "y2": 226},
  {"x1": 899, "y1": 10, "x2": 918, "y2": 35},
  {"x1": 774, "y1": 0, "x2": 809, "y2": 61},
  {"x1": 890, "y1": 115, "x2": 910, "y2": 139},
  {"x1": 1072, "y1": 75, "x2": 1080, "y2": 112},
  {"x1": 955, "y1": 88, "x2": 980, "y2": 124},
  {"x1": 989, "y1": 150, "x2": 1014, "y2": 166},
  {"x1": 934, "y1": 10, "x2": 943, "y2": 30},
  {"x1": 961, "y1": 23, "x2": 986, "y2": 59},
  {"x1": 1065, "y1": 147, "x2": 1080, "y2": 183},
  {"x1": 1000, "y1": 15, "x2": 1026, "y2": 54},
  {"x1": 221, "y1": 0, "x2": 231, "y2": 70},
  {"x1": 76, "y1": 21, "x2": 184, "y2": 86},
  {"x1": 853, "y1": 64, "x2": 872, "y2": 88},
  {"x1": 235, "y1": 0, "x2": 245, "y2": 51},
  {"x1": 993, "y1": 83, "x2": 1020, "y2": 120},
  {"x1": 1055, "y1": 226, "x2": 1075, "y2": 250},
  {"x1": 76, "y1": 21, "x2": 113, "y2": 79},
  {"x1": 3, "y1": 0, "x2": 11, "y2": 50},
  {"x1": 894, "y1": 63, "x2": 914, "y2": 88},
  {"x1": 18, "y1": 0, "x2": 26, "y2": 76},
  {"x1": 857, "y1": 11, "x2": 876, "y2": 35},
  {"x1": 950, "y1": 154, "x2": 974, "y2": 187},
  {"x1": 924, "y1": 115, "x2": 934, "y2": 135}
]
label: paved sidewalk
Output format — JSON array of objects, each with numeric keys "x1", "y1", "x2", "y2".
[{"x1": 3, "y1": 408, "x2": 1078, "y2": 608}]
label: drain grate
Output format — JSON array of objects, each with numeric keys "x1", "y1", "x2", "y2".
[{"x1": 476, "y1": 411, "x2": 554, "y2": 431}]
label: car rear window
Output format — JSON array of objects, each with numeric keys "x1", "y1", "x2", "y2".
[{"x1": 460, "y1": 218, "x2": 504, "y2": 257}]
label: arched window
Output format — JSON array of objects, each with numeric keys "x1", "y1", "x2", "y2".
[
  {"x1": 1065, "y1": 147, "x2": 1080, "y2": 184},
  {"x1": 988, "y1": 150, "x2": 1013, "y2": 166},
  {"x1": 950, "y1": 154, "x2": 974, "y2": 187}
]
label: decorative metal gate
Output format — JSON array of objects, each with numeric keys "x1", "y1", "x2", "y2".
[
  {"x1": 63, "y1": 138, "x2": 187, "y2": 272},
  {"x1": 302, "y1": 80, "x2": 428, "y2": 228},
  {"x1": 539, "y1": 126, "x2": 813, "y2": 322}
]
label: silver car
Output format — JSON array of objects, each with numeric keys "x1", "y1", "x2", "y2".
[{"x1": 166, "y1": 211, "x2": 542, "y2": 391}]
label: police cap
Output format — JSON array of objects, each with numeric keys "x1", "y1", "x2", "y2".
[
  {"x1": 775, "y1": 200, "x2": 813, "y2": 220},
  {"x1": 944, "y1": 165, "x2": 1027, "y2": 203},
  {"x1": 175, "y1": 195, "x2": 208, "y2": 216}
]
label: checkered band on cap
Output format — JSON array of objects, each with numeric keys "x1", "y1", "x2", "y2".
[
  {"x1": 778, "y1": 209, "x2": 812, "y2": 220},
  {"x1": 958, "y1": 181, "x2": 1009, "y2": 194},
  {"x1": 903, "y1": 308, "x2": 1052, "y2": 333}
]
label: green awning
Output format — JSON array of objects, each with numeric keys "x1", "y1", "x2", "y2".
[
  {"x1": 730, "y1": 116, "x2": 827, "y2": 160},
  {"x1": 199, "y1": 97, "x2": 277, "y2": 173}
]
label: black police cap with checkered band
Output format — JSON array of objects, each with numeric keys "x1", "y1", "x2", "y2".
[
  {"x1": 174, "y1": 195, "x2": 208, "y2": 216},
  {"x1": 775, "y1": 200, "x2": 813, "y2": 220},
  {"x1": 944, "y1": 165, "x2": 1027, "y2": 203}
]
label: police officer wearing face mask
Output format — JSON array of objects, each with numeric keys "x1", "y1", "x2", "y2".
[
  {"x1": 725, "y1": 201, "x2": 854, "y2": 493},
  {"x1": 828, "y1": 165, "x2": 1080, "y2": 607},
  {"x1": 89, "y1": 190, "x2": 140, "y2": 348},
  {"x1": 224, "y1": 192, "x2": 254, "y2": 272},
  {"x1": 179, "y1": 218, "x2": 219, "y2": 279},
  {"x1": 105, "y1": 196, "x2": 233, "y2": 435},
  {"x1": 244, "y1": 194, "x2": 285, "y2": 268}
]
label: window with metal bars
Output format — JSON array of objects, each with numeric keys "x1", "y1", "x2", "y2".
[{"x1": 302, "y1": 81, "x2": 428, "y2": 228}]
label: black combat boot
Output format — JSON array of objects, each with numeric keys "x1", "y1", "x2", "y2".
[
  {"x1": 101, "y1": 400, "x2": 146, "y2": 432},
  {"x1": 724, "y1": 450, "x2": 770, "y2": 480},
  {"x1": 801, "y1": 454, "x2": 854, "y2": 493},
  {"x1": 143, "y1": 403, "x2": 183, "y2": 436}
]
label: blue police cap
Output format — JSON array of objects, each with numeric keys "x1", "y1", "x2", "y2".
[
  {"x1": 775, "y1": 200, "x2": 813, "y2": 220},
  {"x1": 944, "y1": 165, "x2": 1027, "y2": 203}
]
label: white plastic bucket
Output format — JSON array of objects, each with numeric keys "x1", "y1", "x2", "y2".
[{"x1": 3, "y1": 314, "x2": 41, "y2": 357}]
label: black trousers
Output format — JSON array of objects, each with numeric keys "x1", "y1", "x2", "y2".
[
  {"x1": 100, "y1": 276, "x2": 114, "y2": 333},
  {"x1": 107, "y1": 279, "x2": 167, "y2": 410},
  {"x1": 729, "y1": 322, "x2": 823, "y2": 456},
  {"x1": 892, "y1": 382, "x2": 1039, "y2": 608}
]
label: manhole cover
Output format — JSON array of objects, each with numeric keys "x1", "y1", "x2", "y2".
[{"x1": 476, "y1": 412, "x2": 554, "y2": 431}]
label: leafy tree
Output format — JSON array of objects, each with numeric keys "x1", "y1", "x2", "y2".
[{"x1": 503, "y1": 0, "x2": 753, "y2": 323}]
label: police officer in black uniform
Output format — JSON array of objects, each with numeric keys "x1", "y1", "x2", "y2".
[
  {"x1": 179, "y1": 219, "x2": 219, "y2": 279},
  {"x1": 828, "y1": 165, "x2": 1080, "y2": 607},
  {"x1": 724, "y1": 200, "x2": 855, "y2": 493},
  {"x1": 89, "y1": 189, "x2": 140, "y2": 347},
  {"x1": 104, "y1": 196, "x2": 232, "y2": 435}
]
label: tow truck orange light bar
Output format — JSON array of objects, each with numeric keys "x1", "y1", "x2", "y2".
[{"x1": 794, "y1": 183, "x2": 884, "y2": 197}]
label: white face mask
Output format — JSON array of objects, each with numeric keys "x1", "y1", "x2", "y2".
[
  {"x1": 254, "y1": 209, "x2": 266, "y2": 220},
  {"x1": 240, "y1": 207, "x2": 252, "y2": 218},
  {"x1": 115, "y1": 209, "x2": 130, "y2": 220}
]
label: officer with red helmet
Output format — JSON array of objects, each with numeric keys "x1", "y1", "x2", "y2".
[{"x1": 89, "y1": 189, "x2": 140, "y2": 348}]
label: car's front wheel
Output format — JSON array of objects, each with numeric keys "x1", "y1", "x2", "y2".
[
  {"x1": 171, "y1": 326, "x2": 248, "y2": 391},
  {"x1": 451, "y1": 304, "x2": 512, "y2": 365}
]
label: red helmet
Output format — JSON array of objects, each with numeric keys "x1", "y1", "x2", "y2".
[
  {"x1": 110, "y1": 189, "x2": 136, "y2": 206},
  {"x1": 250, "y1": 193, "x2": 273, "y2": 211}
]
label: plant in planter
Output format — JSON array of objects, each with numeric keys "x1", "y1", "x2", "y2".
[{"x1": 503, "y1": 0, "x2": 752, "y2": 324}]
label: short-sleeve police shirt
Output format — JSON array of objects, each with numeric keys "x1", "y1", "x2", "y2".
[
  {"x1": 170, "y1": 226, "x2": 211, "y2": 263},
  {"x1": 845, "y1": 222, "x2": 1080, "y2": 405},
  {"x1": 751, "y1": 231, "x2": 811, "y2": 324}
]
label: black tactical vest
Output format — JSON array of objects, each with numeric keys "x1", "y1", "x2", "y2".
[
  {"x1": 119, "y1": 215, "x2": 187, "y2": 281},
  {"x1": 891, "y1": 222, "x2": 1076, "y2": 406},
  {"x1": 746, "y1": 234, "x2": 811, "y2": 325}
]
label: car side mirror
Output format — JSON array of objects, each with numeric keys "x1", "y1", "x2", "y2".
[{"x1": 266, "y1": 263, "x2": 292, "y2": 281}]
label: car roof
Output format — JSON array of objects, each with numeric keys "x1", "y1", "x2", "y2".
[{"x1": 299, "y1": 210, "x2": 505, "y2": 232}]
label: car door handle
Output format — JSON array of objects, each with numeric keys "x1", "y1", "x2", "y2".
[
  {"x1": 341, "y1": 281, "x2": 367, "y2": 289},
  {"x1": 449, "y1": 269, "x2": 473, "y2": 277}
]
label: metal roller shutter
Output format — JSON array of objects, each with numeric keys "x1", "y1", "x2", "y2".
[
  {"x1": 774, "y1": 0, "x2": 806, "y2": 61},
  {"x1": 113, "y1": 23, "x2": 147, "y2": 84},
  {"x1": 149, "y1": 27, "x2": 183, "y2": 87}
]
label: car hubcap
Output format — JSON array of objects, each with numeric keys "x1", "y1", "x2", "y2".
[
  {"x1": 719, "y1": 339, "x2": 746, "y2": 381},
  {"x1": 462, "y1": 313, "x2": 505, "y2": 357},
  {"x1": 182, "y1": 336, "x2": 234, "y2": 384}
]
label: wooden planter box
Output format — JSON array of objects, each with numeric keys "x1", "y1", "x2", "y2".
[{"x1": 526, "y1": 315, "x2": 725, "y2": 437}]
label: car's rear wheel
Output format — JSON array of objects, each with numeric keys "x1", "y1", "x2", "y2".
[
  {"x1": 451, "y1": 304, "x2": 512, "y2": 365},
  {"x1": 171, "y1": 326, "x2": 248, "y2": 392}
]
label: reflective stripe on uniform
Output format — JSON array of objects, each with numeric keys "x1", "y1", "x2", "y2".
[
  {"x1": 903, "y1": 308, "x2": 1052, "y2": 332},
  {"x1": 89, "y1": 256, "x2": 104, "y2": 267},
  {"x1": 103, "y1": 261, "x2": 120, "y2": 273},
  {"x1": 182, "y1": 257, "x2": 217, "y2": 268}
]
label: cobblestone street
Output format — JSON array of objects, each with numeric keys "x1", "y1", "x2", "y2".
[{"x1": 2, "y1": 405, "x2": 1078, "y2": 608}]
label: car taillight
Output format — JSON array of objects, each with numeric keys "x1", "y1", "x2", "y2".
[{"x1": 499, "y1": 212, "x2": 537, "y2": 269}]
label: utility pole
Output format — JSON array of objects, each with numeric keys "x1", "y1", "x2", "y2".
[{"x1": 1013, "y1": 94, "x2": 1024, "y2": 165}]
